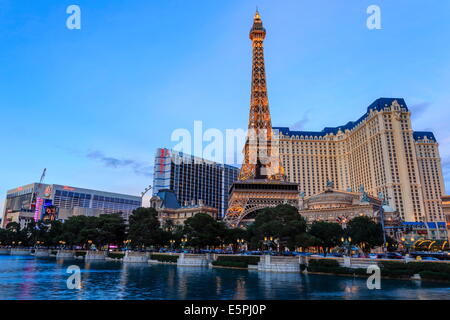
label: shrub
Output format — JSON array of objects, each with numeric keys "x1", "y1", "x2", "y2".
[
  {"x1": 107, "y1": 252, "x2": 125, "y2": 259},
  {"x1": 75, "y1": 251, "x2": 86, "y2": 257},
  {"x1": 379, "y1": 261, "x2": 450, "y2": 279},
  {"x1": 308, "y1": 259, "x2": 340, "y2": 268},
  {"x1": 150, "y1": 254, "x2": 178, "y2": 263},
  {"x1": 307, "y1": 259, "x2": 366, "y2": 275},
  {"x1": 407, "y1": 262, "x2": 450, "y2": 274},
  {"x1": 215, "y1": 255, "x2": 261, "y2": 267},
  {"x1": 212, "y1": 260, "x2": 248, "y2": 268}
]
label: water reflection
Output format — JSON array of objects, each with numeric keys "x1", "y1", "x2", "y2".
[{"x1": 0, "y1": 256, "x2": 448, "y2": 300}]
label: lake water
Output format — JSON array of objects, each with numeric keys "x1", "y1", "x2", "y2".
[{"x1": 0, "y1": 255, "x2": 449, "y2": 300}]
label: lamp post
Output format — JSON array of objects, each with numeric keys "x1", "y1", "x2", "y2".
[
  {"x1": 409, "y1": 237, "x2": 415, "y2": 253},
  {"x1": 341, "y1": 237, "x2": 352, "y2": 256},
  {"x1": 169, "y1": 239, "x2": 176, "y2": 251},
  {"x1": 123, "y1": 239, "x2": 131, "y2": 251},
  {"x1": 181, "y1": 237, "x2": 188, "y2": 251},
  {"x1": 263, "y1": 236, "x2": 274, "y2": 252},
  {"x1": 237, "y1": 238, "x2": 246, "y2": 253},
  {"x1": 402, "y1": 237, "x2": 415, "y2": 254}
]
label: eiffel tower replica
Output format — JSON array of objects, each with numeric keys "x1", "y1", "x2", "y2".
[{"x1": 224, "y1": 11, "x2": 299, "y2": 227}]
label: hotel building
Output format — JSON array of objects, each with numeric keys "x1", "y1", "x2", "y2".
[
  {"x1": 442, "y1": 195, "x2": 450, "y2": 242},
  {"x1": 2, "y1": 183, "x2": 141, "y2": 229},
  {"x1": 274, "y1": 98, "x2": 445, "y2": 222},
  {"x1": 150, "y1": 189, "x2": 218, "y2": 226},
  {"x1": 153, "y1": 148, "x2": 239, "y2": 218}
]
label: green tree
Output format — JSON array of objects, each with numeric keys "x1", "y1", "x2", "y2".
[
  {"x1": 222, "y1": 227, "x2": 248, "y2": 251},
  {"x1": 96, "y1": 214, "x2": 126, "y2": 247},
  {"x1": 248, "y1": 204, "x2": 307, "y2": 251},
  {"x1": 309, "y1": 221, "x2": 343, "y2": 255},
  {"x1": 345, "y1": 216, "x2": 384, "y2": 253},
  {"x1": 6, "y1": 222, "x2": 26, "y2": 245},
  {"x1": 295, "y1": 232, "x2": 319, "y2": 250},
  {"x1": 0, "y1": 228, "x2": 14, "y2": 245},
  {"x1": 61, "y1": 216, "x2": 98, "y2": 247},
  {"x1": 128, "y1": 207, "x2": 164, "y2": 249},
  {"x1": 24, "y1": 220, "x2": 50, "y2": 246},
  {"x1": 183, "y1": 213, "x2": 227, "y2": 249},
  {"x1": 45, "y1": 220, "x2": 64, "y2": 246}
]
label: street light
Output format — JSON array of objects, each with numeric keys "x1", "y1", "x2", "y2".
[
  {"x1": 181, "y1": 237, "x2": 188, "y2": 249},
  {"x1": 169, "y1": 239, "x2": 176, "y2": 250},
  {"x1": 341, "y1": 237, "x2": 352, "y2": 256},
  {"x1": 236, "y1": 238, "x2": 246, "y2": 253},
  {"x1": 263, "y1": 236, "x2": 274, "y2": 252},
  {"x1": 123, "y1": 239, "x2": 131, "y2": 251}
]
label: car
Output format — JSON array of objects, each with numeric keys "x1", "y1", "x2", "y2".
[
  {"x1": 296, "y1": 252, "x2": 313, "y2": 257},
  {"x1": 329, "y1": 253, "x2": 343, "y2": 257},
  {"x1": 386, "y1": 252, "x2": 404, "y2": 259},
  {"x1": 422, "y1": 256, "x2": 440, "y2": 261}
]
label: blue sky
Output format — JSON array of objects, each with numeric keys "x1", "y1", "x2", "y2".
[{"x1": 1, "y1": 0, "x2": 450, "y2": 215}]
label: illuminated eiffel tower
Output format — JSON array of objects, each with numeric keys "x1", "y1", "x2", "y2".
[{"x1": 224, "y1": 11, "x2": 299, "y2": 227}]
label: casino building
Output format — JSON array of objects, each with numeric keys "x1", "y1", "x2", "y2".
[
  {"x1": 150, "y1": 189, "x2": 218, "y2": 226},
  {"x1": 442, "y1": 195, "x2": 450, "y2": 242},
  {"x1": 153, "y1": 148, "x2": 240, "y2": 218},
  {"x1": 274, "y1": 98, "x2": 445, "y2": 223},
  {"x1": 2, "y1": 183, "x2": 141, "y2": 229}
]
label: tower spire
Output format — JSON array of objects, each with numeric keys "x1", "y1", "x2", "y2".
[{"x1": 238, "y1": 11, "x2": 284, "y2": 181}]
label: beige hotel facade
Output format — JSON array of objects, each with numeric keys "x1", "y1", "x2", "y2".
[{"x1": 274, "y1": 98, "x2": 445, "y2": 223}]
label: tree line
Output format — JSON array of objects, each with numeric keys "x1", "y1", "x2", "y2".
[{"x1": 0, "y1": 205, "x2": 394, "y2": 254}]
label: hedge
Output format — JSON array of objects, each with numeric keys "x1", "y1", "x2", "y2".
[
  {"x1": 307, "y1": 259, "x2": 366, "y2": 276},
  {"x1": 309, "y1": 259, "x2": 340, "y2": 268},
  {"x1": 379, "y1": 261, "x2": 450, "y2": 280},
  {"x1": 107, "y1": 252, "x2": 125, "y2": 259},
  {"x1": 306, "y1": 259, "x2": 450, "y2": 281},
  {"x1": 212, "y1": 260, "x2": 248, "y2": 268},
  {"x1": 75, "y1": 251, "x2": 86, "y2": 257},
  {"x1": 150, "y1": 254, "x2": 178, "y2": 263},
  {"x1": 215, "y1": 255, "x2": 260, "y2": 266}
]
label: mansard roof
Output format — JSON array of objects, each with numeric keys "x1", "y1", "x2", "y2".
[
  {"x1": 413, "y1": 131, "x2": 437, "y2": 142},
  {"x1": 275, "y1": 98, "x2": 436, "y2": 142}
]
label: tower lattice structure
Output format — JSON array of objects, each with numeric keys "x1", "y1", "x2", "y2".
[
  {"x1": 238, "y1": 10, "x2": 285, "y2": 181},
  {"x1": 224, "y1": 11, "x2": 298, "y2": 227}
]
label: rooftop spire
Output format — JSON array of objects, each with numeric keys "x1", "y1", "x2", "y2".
[
  {"x1": 255, "y1": 7, "x2": 260, "y2": 19},
  {"x1": 250, "y1": 8, "x2": 265, "y2": 41}
]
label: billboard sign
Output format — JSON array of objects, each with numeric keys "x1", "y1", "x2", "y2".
[
  {"x1": 34, "y1": 197, "x2": 44, "y2": 222},
  {"x1": 41, "y1": 199, "x2": 58, "y2": 221},
  {"x1": 42, "y1": 205, "x2": 58, "y2": 221}
]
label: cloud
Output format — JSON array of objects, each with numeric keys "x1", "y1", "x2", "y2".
[
  {"x1": 290, "y1": 111, "x2": 310, "y2": 131},
  {"x1": 409, "y1": 102, "x2": 431, "y2": 118},
  {"x1": 87, "y1": 151, "x2": 153, "y2": 177}
]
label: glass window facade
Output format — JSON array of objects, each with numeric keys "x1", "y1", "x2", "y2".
[{"x1": 153, "y1": 149, "x2": 240, "y2": 217}]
